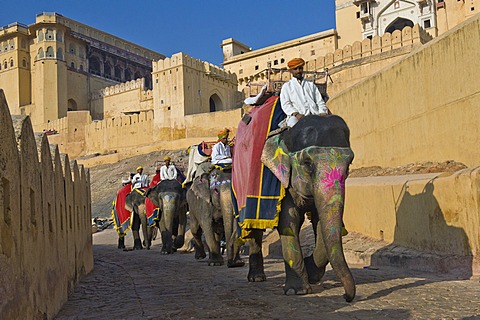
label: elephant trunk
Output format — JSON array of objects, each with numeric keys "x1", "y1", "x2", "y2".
[{"x1": 313, "y1": 183, "x2": 355, "y2": 302}]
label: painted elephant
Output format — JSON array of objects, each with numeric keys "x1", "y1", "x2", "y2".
[
  {"x1": 186, "y1": 168, "x2": 244, "y2": 267},
  {"x1": 245, "y1": 114, "x2": 356, "y2": 302},
  {"x1": 124, "y1": 189, "x2": 153, "y2": 250},
  {"x1": 146, "y1": 179, "x2": 188, "y2": 254}
]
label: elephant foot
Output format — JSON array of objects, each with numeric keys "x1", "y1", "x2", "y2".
[
  {"x1": 283, "y1": 284, "x2": 312, "y2": 296},
  {"x1": 207, "y1": 255, "x2": 224, "y2": 266},
  {"x1": 133, "y1": 239, "x2": 143, "y2": 250},
  {"x1": 227, "y1": 258, "x2": 245, "y2": 268},
  {"x1": 304, "y1": 255, "x2": 327, "y2": 284},
  {"x1": 247, "y1": 253, "x2": 266, "y2": 282},
  {"x1": 284, "y1": 264, "x2": 312, "y2": 295},
  {"x1": 194, "y1": 249, "x2": 207, "y2": 260},
  {"x1": 118, "y1": 237, "x2": 126, "y2": 249}
]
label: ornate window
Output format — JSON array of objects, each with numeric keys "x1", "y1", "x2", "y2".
[
  {"x1": 45, "y1": 29, "x2": 54, "y2": 41},
  {"x1": 37, "y1": 47, "x2": 45, "y2": 59},
  {"x1": 46, "y1": 46, "x2": 54, "y2": 58},
  {"x1": 57, "y1": 48, "x2": 64, "y2": 60}
]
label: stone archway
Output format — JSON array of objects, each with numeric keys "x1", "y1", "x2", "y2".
[
  {"x1": 68, "y1": 99, "x2": 77, "y2": 111},
  {"x1": 209, "y1": 93, "x2": 223, "y2": 112},
  {"x1": 385, "y1": 17, "x2": 414, "y2": 33}
]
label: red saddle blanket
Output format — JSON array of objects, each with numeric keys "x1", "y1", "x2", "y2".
[{"x1": 232, "y1": 96, "x2": 286, "y2": 232}]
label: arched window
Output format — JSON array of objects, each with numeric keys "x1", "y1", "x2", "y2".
[
  {"x1": 38, "y1": 30, "x2": 45, "y2": 42},
  {"x1": 57, "y1": 48, "x2": 64, "y2": 60},
  {"x1": 22, "y1": 59, "x2": 27, "y2": 67},
  {"x1": 209, "y1": 94, "x2": 223, "y2": 112},
  {"x1": 46, "y1": 46, "x2": 54, "y2": 58},
  {"x1": 104, "y1": 61, "x2": 112, "y2": 78},
  {"x1": 3, "y1": 61, "x2": 7, "y2": 69},
  {"x1": 385, "y1": 18, "x2": 414, "y2": 34},
  {"x1": 69, "y1": 43, "x2": 76, "y2": 54},
  {"x1": 45, "y1": 29, "x2": 54, "y2": 41},
  {"x1": 9, "y1": 39, "x2": 15, "y2": 50},
  {"x1": 37, "y1": 47, "x2": 45, "y2": 59},
  {"x1": 68, "y1": 99, "x2": 77, "y2": 111},
  {"x1": 56, "y1": 31, "x2": 63, "y2": 42},
  {"x1": 70, "y1": 62, "x2": 75, "y2": 69},
  {"x1": 10, "y1": 59, "x2": 14, "y2": 67},
  {"x1": 89, "y1": 56, "x2": 101, "y2": 75},
  {"x1": 114, "y1": 65, "x2": 122, "y2": 80},
  {"x1": 125, "y1": 68, "x2": 132, "y2": 81},
  {"x1": 79, "y1": 64, "x2": 84, "y2": 71}
]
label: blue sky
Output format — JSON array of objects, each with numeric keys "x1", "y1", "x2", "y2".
[{"x1": 0, "y1": 1, "x2": 336, "y2": 66}]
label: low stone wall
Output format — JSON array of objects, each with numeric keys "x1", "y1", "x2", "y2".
[
  {"x1": 0, "y1": 90, "x2": 92, "y2": 319},
  {"x1": 344, "y1": 167, "x2": 480, "y2": 275}
]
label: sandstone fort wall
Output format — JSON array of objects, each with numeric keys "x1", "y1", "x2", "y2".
[
  {"x1": 0, "y1": 90, "x2": 92, "y2": 319},
  {"x1": 328, "y1": 15, "x2": 480, "y2": 168}
]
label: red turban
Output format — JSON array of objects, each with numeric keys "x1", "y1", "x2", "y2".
[
  {"x1": 217, "y1": 128, "x2": 230, "y2": 140},
  {"x1": 287, "y1": 58, "x2": 305, "y2": 69}
]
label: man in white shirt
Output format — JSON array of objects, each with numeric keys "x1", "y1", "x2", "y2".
[
  {"x1": 280, "y1": 57, "x2": 330, "y2": 127},
  {"x1": 211, "y1": 128, "x2": 232, "y2": 166},
  {"x1": 160, "y1": 156, "x2": 178, "y2": 181},
  {"x1": 132, "y1": 166, "x2": 149, "y2": 189}
]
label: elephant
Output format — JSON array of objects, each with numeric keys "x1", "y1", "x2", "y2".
[
  {"x1": 242, "y1": 114, "x2": 356, "y2": 302},
  {"x1": 186, "y1": 167, "x2": 244, "y2": 267},
  {"x1": 146, "y1": 179, "x2": 188, "y2": 254},
  {"x1": 124, "y1": 188, "x2": 153, "y2": 250}
]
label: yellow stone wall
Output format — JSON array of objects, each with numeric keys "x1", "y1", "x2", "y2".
[
  {"x1": 0, "y1": 90, "x2": 92, "y2": 319},
  {"x1": 328, "y1": 14, "x2": 480, "y2": 168},
  {"x1": 221, "y1": 30, "x2": 338, "y2": 91}
]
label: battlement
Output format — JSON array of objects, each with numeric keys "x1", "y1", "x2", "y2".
[
  {"x1": 91, "y1": 78, "x2": 145, "y2": 100},
  {"x1": 153, "y1": 52, "x2": 237, "y2": 84},
  {"x1": 89, "y1": 110, "x2": 154, "y2": 130},
  {"x1": 238, "y1": 24, "x2": 432, "y2": 84}
]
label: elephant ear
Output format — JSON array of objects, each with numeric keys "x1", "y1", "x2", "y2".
[
  {"x1": 191, "y1": 173, "x2": 211, "y2": 204},
  {"x1": 261, "y1": 135, "x2": 291, "y2": 188}
]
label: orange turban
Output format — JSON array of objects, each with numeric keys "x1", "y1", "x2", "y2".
[
  {"x1": 217, "y1": 128, "x2": 230, "y2": 140},
  {"x1": 287, "y1": 58, "x2": 305, "y2": 69}
]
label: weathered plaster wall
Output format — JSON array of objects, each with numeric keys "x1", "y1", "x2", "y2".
[{"x1": 0, "y1": 90, "x2": 92, "y2": 320}]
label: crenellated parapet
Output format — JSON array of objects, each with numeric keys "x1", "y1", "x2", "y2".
[
  {"x1": 238, "y1": 24, "x2": 432, "y2": 84},
  {"x1": 91, "y1": 78, "x2": 146, "y2": 100},
  {"x1": 316, "y1": 24, "x2": 432, "y2": 69},
  {"x1": 89, "y1": 109, "x2": 154, "y2": 130},
  {"x1": 0, "y1": 89, "x2": 92, "y2": 319},
  {"x1": 153, "y1": 52, "x2": 237, "y2": 85}
]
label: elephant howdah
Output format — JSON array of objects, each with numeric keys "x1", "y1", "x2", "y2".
[{"x1": 233, "y1": 108, "x2": 356, "y2": 302}]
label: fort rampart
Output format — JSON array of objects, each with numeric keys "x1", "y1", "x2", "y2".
[
  {"x1": 328, "y1": 15, "x2": 480, "y2": 168},
  {"x1": 0, "y1": 90, "x2": 92, "y2": 319}
]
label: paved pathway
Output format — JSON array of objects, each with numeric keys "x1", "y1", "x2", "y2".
[{"x1": 55, "y1": 228, "x2": 480, "y2": 320}]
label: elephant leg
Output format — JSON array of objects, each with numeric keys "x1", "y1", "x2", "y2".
[
  {"x1": 189, "y1": 212, "x2": 207, "y2": 260},
  {"x1": 278, "y1": 196, "x2": 311, "y2": 295},
  {"x1": 158, "y1": 217, "x2": 173, "y2": 254},
  {"x1": 222, "y1": 206, "x2": 244, "y2": 268},
  {"x1": 204, "y1": 220, "x2": 224, "y2": 266},
  {"x1": 173, "y1": 204, "x2": 187, "y2": 250},
  {"x1": 247, "y1": 229, "x2": 266, "y2": 282},
  {"x1": 138, "y1": 204, "x2": 151, "y2": 250},
  {"x1": 118, "y1": 236, "x2": 126, "y2": 249},
  {"x1": 317, "y1": 200, "x2": 355, "y2": 302},
  {"x1": 304, "y1": 211, "x2": 329, "y2": 284},
  {"x1": 132, "y1": 213, "x2": 143, "y2": 250}
]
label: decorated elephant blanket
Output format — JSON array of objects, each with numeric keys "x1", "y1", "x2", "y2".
[
  {"x1": 232, "y1": 95, "x2": 286, "y2": 233},
  {"x1": 146, "y1": 174, "x2": 160, "y2": 226},
  {"x1": 111, "y1": 183, "x2": 133, "y2": 237}
]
